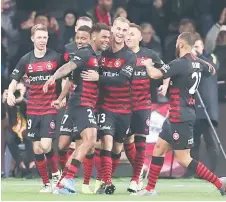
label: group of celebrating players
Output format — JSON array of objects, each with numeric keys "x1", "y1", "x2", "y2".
[{"x1": 5, "y1": 15, "x2": 226, "y2": 197}]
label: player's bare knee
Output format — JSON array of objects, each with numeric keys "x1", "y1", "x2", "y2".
[
  {"x1": 112, "y1": 141, "x2": 123, "y2": 154},
  {"x1": 124, "y1": 135, "x2": 134, "y2": 144},
  {"x1": 87, "y1": 146, "x2": 95, "y2": 155},
  {"x1": 33, "y1": 142, "x2": 43, "y2": 154},
  {"x1": 153, "y1": 142, "x2": 168, "y2": 157},
  {"x1": 174, "y1": 150, "x2": 192, "y2": 167},
  {"x1": 102, "y1": 135, "x2": 113, "y2": 151}
]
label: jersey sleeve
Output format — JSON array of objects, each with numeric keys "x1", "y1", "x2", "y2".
[
  {"x1": 148, "y1": 49, "x2": 164, "y2": 69},
  {"x1": 120, "y1": 51, "x2": 136, "y2": 79},
  {"x1": 10, "y1": 56, "x2": 27, "y2": 82},
  {"x1": 70, "y1": 48, "x2": 90, "y2": 70},
  {"x1": 201, "y1": 63, "x2": 214, "y2": 77},
  {"x1": 160, "y1": 59, "x2": 182, "y2": 79}
]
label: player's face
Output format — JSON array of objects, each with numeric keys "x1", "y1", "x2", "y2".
[
  {"x1": 75, "y1": 31, "x2": 90, "y2": 49},
  {"x1": 75, "y1": 20, "x2": 92, "y2": 32},
  {"x1": 193, "y1": 40, "x2": 204, "y2": 56},
  {"x1": 95, "y1": 30, "x2": 111, "y2": 51},
  {"x1": 31, "y1": 30, "x2": 48, "y2": 51},
  {"x1": 125, "y1": 27, "x2": 142, "y2": 49},
  {"x1": 111, "y1": 21, "x2": 129, "y2": 44}
]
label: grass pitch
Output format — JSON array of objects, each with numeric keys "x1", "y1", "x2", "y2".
[{"x1": 1, "y1": 178, "x2": 225, "y2": 201}]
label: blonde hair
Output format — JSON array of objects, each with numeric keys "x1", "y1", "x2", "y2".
[
  {"x1": 113, "y1": 17, "x2": 130, "y2": 26},
  {"x1": 31, "y1": 24, "x2": 48, "y2": 36}
]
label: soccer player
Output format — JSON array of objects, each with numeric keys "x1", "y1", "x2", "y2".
[
  {"x1": 124, "y1": 23, "x2": 168, "y2": 193},
  {"x1": 7, "y1": 24, "x2": 62, "y2": 193},
  {"x1": 43, "y1": 23, "x2": 111, "y2": 194},
  {"x1": 134, "y1": 32, "x2": 226, "y2": 196},
  {"x1": 81, "y1": 17, "x2": 136, "y2": 194}
]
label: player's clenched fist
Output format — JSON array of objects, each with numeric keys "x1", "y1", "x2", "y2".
[{"x1": 143, "y1": 58, "x2": 153, "y2": 67}]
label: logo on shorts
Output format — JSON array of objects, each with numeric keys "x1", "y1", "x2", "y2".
[
  {"x1": 188, "y1": 138, "x2": 194, "y2": 145},
  {"x1": 50, "y1": 121, "x2": 55, "y2": 129},
  {"x1": 27, "y1": 132, "x2": 35, "y2": 137},
  {"x1": 146, "y1": 119, "x2": 150, "y2": 126},
  {"x1": 173, "y1": 132, "x2": 180, "y2": 140}
]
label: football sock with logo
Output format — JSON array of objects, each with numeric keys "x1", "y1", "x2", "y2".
[
  {"x1": 65, "y1": 159, "x2": 81, "y2": 179},
  {"x1": 35, "y1": 153, "x2": 50, "y2": 184},
  {"x1": 124, "y1": 142, "x2": 136, "y2": 168},
  {"x1": 101, "y1": 149, "x2": 112, "y2": 184},
  {"x1": 146, "y1": 156, "x2": 164, "y2": 191},
  {"x1": 132, "y1": 136, "x2": 146, "y2": 183},
  {"x1": 83, "y1": 153, "x2": 95, "y2": 185},
  {"x1": 95, "y1": 148, "x2": 102, "y2": 181},
  {"x1": 45, "y1": 149, "x2": 58, "y2": 173},
  {"x1": 111, "y1": 152, "x2": 121, "y2": 175},
  {"x1": 188, "y1": 159, "x2": 223, "y2": 189}
]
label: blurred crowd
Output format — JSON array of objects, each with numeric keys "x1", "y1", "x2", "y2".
[{"x1": 1, "y1": 0, "x2": 226, "y2": 178}]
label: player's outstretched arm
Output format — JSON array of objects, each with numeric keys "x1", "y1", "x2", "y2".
[
  {"x1": 196, "y1": 57, "x2": 216, "y2": 76},
  {"x1": 43, "y1": 61, "x2": 77, "y2": 93},
  {"x1": 144, "y1": 58, "x2": 163, "y2": 79}
]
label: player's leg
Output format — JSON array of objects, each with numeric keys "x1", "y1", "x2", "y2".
[
  {"x1": 96, "y1": 110, "x2": 115, "y2": 194},
  {"x1": 172, "y1": 121, "x2": 225, "y2": 196},
  {"x1": 128, "y1": 110, "x2": 150, "y2": 192},
  {"x1": 124, "y1": 134, "x2": 136, "y2": 168},
  {"x1": 174, "y1": 149, "x2": 226, "y2": 196},
  {"x1": 27, "y1": 115, "x2": 51, "y2": 192},
  {"x1": 40, "y1": 115, "x2": 60, "y2": 189},
  {"x1": 94, "y1": 139, "x2": 103, "y2": 193},
  {"x1": 82, "y1": 146, "x2": 95, "y2": 194},
  {"x1": 61, "y1": 107, "x2": 97, "y2": 193},
  {"x1": 33, "y1": 141, "x2": 52, "y2": 192},
  {"x1": 135, "y1": 120, "x2": 171, "y2": 196}
]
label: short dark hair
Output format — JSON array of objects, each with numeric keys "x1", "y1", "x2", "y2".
[
  {"x1": 130, "y1": 23, "x2": 141, "y2": 32},
  {"x1": 90, "y1": 23, "x2": 110, "y2": 34},
  {"x1": 180, "y1": 18, "x2": 195, "y2": 27},
  {"x1": 77, "y1": 25, "x2": 91, "y2": 33},
  {"x1": 178, "y1": 32, "x2": 195, "y2": 46},
  {"x1": 193, "y1": 32, "x2": 203, "y2": 42}
]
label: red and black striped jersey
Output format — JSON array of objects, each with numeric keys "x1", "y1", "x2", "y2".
[
  {"x1": 160, "y1": 53, "x2": 213, "y2": 123},
  {"x1": 67, "y1": 45, "x2": 99, "y2": 109},
  {"x1": 63, "y1": 42, "x2": 78, "y2": 62},
  {"x1": 100, "y1": 46, "x2": 136, "y2": 114},
  {"x1": 132, "y1": 47, "x2": 163, "y2": 111},
  {"x1": 11, "y1": 49, "x2": 63, "y2": 115}
]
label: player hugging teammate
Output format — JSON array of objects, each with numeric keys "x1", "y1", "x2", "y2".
[{"x1": 8, "y1": 16, "x2": 226, "y2": 197}]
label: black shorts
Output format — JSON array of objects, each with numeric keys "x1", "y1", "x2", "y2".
[
  {"x1": 129, "y1": 109, "x2": 151, "y2": 136},
  {"x1": 98, "y1": 109, "x2": 131, "y2": 143},
  {"x1": 67, "y1": 106, "x2": 98, "y2": 138},
  {"x1": 159, "y1": 120, "x2": 194, "y2": 150},
  {"x1": 59, "y1": 110, "x2": 80, "y2": 141},
  {"x1": 26, "y1": 114, "x2": 57, "y2": 142}
]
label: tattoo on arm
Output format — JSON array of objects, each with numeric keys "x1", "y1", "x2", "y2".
[{"x1": 53, "y1": 61, "x2": 77, "y2": 80}]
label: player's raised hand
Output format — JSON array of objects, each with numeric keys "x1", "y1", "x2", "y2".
[
  {"x1": 7, "y1": 92, "x2": 16, "y2": 107},
  {"x1": 43, "y1": 76, "x2": 56, "y2": 93},
  {"x1": 81, "y1": 70, "x2": 99, "y2": 81},
  {"x1": 60, "y1": 98, "x2": 67, "y2": 108}
]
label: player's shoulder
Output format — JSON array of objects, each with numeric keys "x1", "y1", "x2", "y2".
[
  {"x1": 140, "y1": 47, "x2": 157, "y2": 56},
  {"x1": 64, "y1": 42, "x2": 78, "y2": 52},
  {"x1": 21, "y1": 51, "x2": 33, "y2": 61},
  {"x1": 124, "y1": 46, "x2": 136, "y2": 59}
]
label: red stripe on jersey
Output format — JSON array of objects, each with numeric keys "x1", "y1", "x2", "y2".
[
  {"x1": 103, "y1": 103, "x2": 131, "y2": 108},
  {"x1": 102, "y1": 106, "x2": 131, "y2": 114},
  {"x1": 85, "y1": 57, "x2": 99, "y2": 67},
  {"x1": 132, "y1": 79, "x2": 149, "y2": 84},
  {"x1": 131, "y1": 85, "x2": 150, "y2": 90},
  {"x1": 104, "y1": 97, "x2": 131, "y2": 103},
  {"x1": 30, "y1": 83, "x2": 56, "y2": 89},
  {"x1": 83, "y1": 81, "x2": 98, "y2": 88},
  {"x1": 64, "y1": 52, "x2": 69, "y2": 62},
  {"x1": 133, "y1": 105, "x2": 152, "y2": 111},
  {"x1": 27, "y1": 110, "x2": 57, "y2": 115},
  {"x1": 170, "y1": 89, "x2": 180, "y2": 93},
  {"x1": 82, "y1": 88, "x2": 98, "y2": 94},
  {"x1": 105, "y1": 86, "x2": 130, "y2": 91},
  {"x1": 29, "y1": 95, "x2": 57, "y2": 99},
  {"x1": 109, "y1": 92, "x2": 130, "y2": 97},
  {"x1": 169, "y1": 117, "x2": 180, "y2": 122},
  {"x1": 170, "y1": 94, "x2": 180, "y2": 99},
  {"x1": 136, "y1": 57, "x2": 148, "y2": 66},
  {"x1": 101, "y1": 57, "x2": 125, "y2": 68},
  {"x1": 170, "y1": 100, "x2": 180, "y2": 105},
  {"x1": 25, "y1": 61, "x2": 58, "y2": 73}
]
